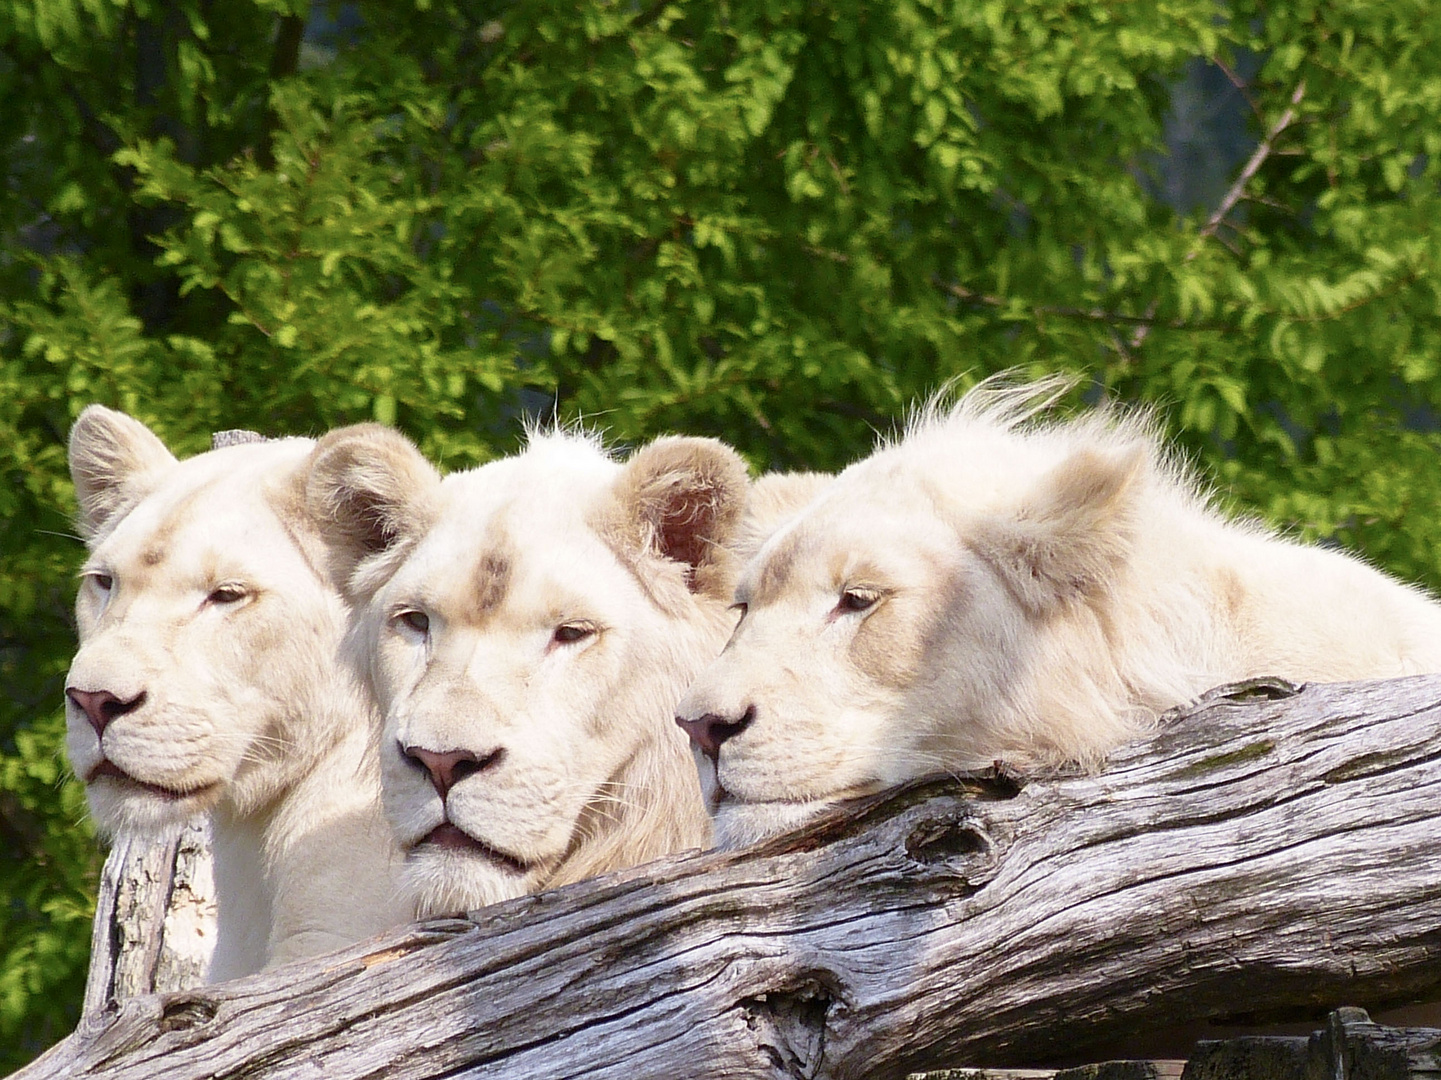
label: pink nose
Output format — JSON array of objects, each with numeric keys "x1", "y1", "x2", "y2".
[
  {"x1": 66, "y1": 688, "x2": 147, "y2": 738},
  {"x1": 401, "y1": 744, "x2": 503, "y2": 798},
  {"x1": 676, "y1": 705, "x2": 756, "y2": 760}
]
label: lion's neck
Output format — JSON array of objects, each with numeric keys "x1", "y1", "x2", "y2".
[
  {"x1": 546, "y1": 618, "x2": 721, "y2": 889},
  {"x1": 207, "y1": 802, "x2": 277, "y2": 982},
  {"x1": 206, "y1": 689, "x2": 405, "y2": 982},
  {"x1": 1000, "y1": 503, "x2": 1441, "y2": 772}
]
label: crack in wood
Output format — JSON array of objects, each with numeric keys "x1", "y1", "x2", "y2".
[{"x1": 1182, "y1": 677, "x2": 1304, "y2": 712}]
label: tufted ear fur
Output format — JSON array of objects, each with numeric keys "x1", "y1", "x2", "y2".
[
  {"x1": 611, "y1": 436, "x2": 749, "y2": 602},
  {"x1": 69, "y1": 405, "x2": 179, "y2": 542},
  {"x1": 971, "y1": 444, "x2": 1144, "y2": 617},
  {"x1": 305, "y1": 424, "x2": 441, "y2": 603}
]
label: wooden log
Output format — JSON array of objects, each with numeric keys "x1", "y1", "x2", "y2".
[
  {"x1": 81, "y1": 822, "x2": 215, "y2": 1017},
  {"x1": 22, "y1": 676, "x2": 1441, "y2": 1080}
]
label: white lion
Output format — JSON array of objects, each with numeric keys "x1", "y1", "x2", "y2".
[
  {"x1": 66, "y1": 407, "x2": 407, "y2": 980},
  {"x1": 676, "y1": 377, "x2": 1441, "y2": 848},
  {"x1": 307, "y1": 423, "x2": 748, "y2": 917}
]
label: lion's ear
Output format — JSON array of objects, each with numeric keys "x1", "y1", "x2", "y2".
[
  {"x1": 613, "y1": 436, "x2": 750, "y2": 601},
  {"x1": 69, "y1": 406, "x2": 179, "y2": 542},
  {"x1": 970, "y1": 444, "x2": 1144, "y2": 616},
  {"x1": 305, "y1": 424, "x2": 441, "y2": 602}
]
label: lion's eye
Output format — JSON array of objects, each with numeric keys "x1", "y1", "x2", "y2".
[
  {"x1": 86, "y1": 571, "x2": 114, "y2": 593},
  {"x1": 397, "y1": 610, "x2": 430, "y2": 635},
  {"x1": 553, "y1": 622, "x2": 595, "y2": 645},
  {"x1": 208, "y1": 584, "x2": 248, "y2": 605},
  {"x1": 837, "y1": 588, "x2": 881, "y2": 614}
]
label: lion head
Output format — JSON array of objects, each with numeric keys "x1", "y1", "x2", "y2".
[
  {"x1": 65, "y1": 406, "x2": 404, "y2": 977},
  {"x1": 675, "y1": 379, "x2": 1167, "y2": 848},
  {"x1": 310, "y1": 424, "x2": 748, "y2": 916},
  {"x1": 65, "y1": 408, "x2": 357, "y2": 833}
]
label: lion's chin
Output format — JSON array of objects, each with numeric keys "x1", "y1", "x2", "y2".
[
  {"x1": 85, "y1": 768, "x2": 223, "y2": 835},
  {"x1": 711, "y1": 797, "x2": 833, "y2": 850},
  {"x1": 403, "y1": 832, "x2": 546, "y2": 918}
]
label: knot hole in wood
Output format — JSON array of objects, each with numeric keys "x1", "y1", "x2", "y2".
[
  {"x1": 740, "y1": 976, "x2": 836, "y2": 1080},
  {"x1": 156, "y1": 994, "x2": 218, "y2": 1034},
  {"x1": 905, "y1": 814, "x2": 992, "y2": 866}
]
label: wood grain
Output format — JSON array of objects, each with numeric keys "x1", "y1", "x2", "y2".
[{"x1": 81, "y1": 822, "x2": 214, "y2": 1018}]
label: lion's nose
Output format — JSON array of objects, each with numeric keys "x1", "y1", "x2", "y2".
[
  {"x1": 66, "y1": 688, "x2": 147, "y2": 738},
  {"x1": 676, "y1": 705, "x2": 756, "y2": 760},
  {"x1": 402, "y1": 744, "x2": 503, "y2": 798}
]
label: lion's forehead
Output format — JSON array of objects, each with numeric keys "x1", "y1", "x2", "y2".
[
  {"x1": 388, "y1": 476, "x2": 636, "y2": 625},
  {"x1": 741, "y1": 475, "x2": 956, "y2": 608},
  {"x1": 91, "y1": 441, "x2": 318, "y2": 588},
  {"x1": 436, "y1": 445, "x2": 619, "y2": 528}
]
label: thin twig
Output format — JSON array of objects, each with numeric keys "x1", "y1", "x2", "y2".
[
  {"x1": 938, "y1": 280, "x2": 1234, "y2": 332},
  {"x1": 1128, "y1": 78, "x2": 1307, "y2": 352},
  {"x1": 1195, "y1": 79, "x2": 1307, "y2": 248},
  {"x1": 1213, "y1": 57, "x2": 1263, "y2": 121}
]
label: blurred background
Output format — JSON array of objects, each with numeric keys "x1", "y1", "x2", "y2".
[{"x1": 3, "y1": 0, "x2": 1439, "y2": 1066}]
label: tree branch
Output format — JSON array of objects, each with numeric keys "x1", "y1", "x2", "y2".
[
  {"x1": 1128, "y1": 79, "x2": 1307, "y2": 352},
  {"x1": 938, "y1": 280, "x2": 1235, "y2": 333},
  {"x1": 1196, "y1": 79, "x2": 1307, "y2": 247}
]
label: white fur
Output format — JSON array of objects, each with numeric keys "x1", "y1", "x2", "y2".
[
  {"x1": 314, "y1": 425, "x2": 747, "y2": 918},
  {"x1": 65, "y1": 407, "x2": 407, "y2": 980},
  {"x1": 677, "y1": 376, "x2": 1441, "y2": 848}
]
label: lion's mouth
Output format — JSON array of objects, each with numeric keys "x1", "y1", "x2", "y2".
[
  {"x1": 86, "y1": 759, "x2": 217, "y2": 802},
  {"x1": 708, "y1": 775, "x2": 731, "y2": 813},
  {"x1": 416, "y1": 822, "x2": 532, "y2": 875}
]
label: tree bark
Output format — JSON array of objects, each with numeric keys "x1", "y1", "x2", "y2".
[
  {"x1": 81, "y1": 822, "x2": 216, "y2": 1017},
  {"x1": 24, "y1": 676, "x2": 1441, "y2": 1080}
]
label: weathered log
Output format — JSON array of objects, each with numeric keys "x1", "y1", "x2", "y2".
[
  {"x1": 21, "y1": 676, "x2": 1441, "y2": 1080},
  {"x1": 81, "y1": 822, "x2": 215, "y2": 1017}
]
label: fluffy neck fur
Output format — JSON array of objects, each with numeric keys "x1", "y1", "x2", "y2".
[{"x1": 207, "y1": 662, "x2": 404, "y2": 979}]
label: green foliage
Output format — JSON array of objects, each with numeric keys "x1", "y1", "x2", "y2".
[{"x1": 3, "y1": 0, "x2": 1440, "y2": 1067}]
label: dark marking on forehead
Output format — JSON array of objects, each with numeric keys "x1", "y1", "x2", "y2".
[
  {"x1": 473, "y1": 553, "x2": 511, "y2": 613},
  {"x1": 102, "y1": 484, "x2": 208, "y2": 585}
]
